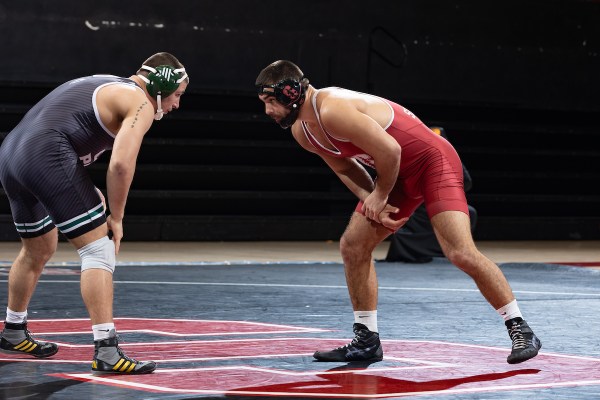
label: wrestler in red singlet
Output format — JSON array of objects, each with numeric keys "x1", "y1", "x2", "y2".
[
  {"x1": 257, "y1": 60, "x2": 542, "y2": 366},
  {"x1": 300, "y1": 88, "x2": 468, "y2": 223}
]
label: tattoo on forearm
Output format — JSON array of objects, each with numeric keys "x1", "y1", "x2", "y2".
[{"x1": 130, "y1": 101, "x2": 148, "y2": 129}]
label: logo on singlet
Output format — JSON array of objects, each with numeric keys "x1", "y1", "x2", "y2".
[
  {"x1": 79, "y1": 150, "x2": 106, "y2": 166},
  {"x1": 353, "y1": 153, "x2": 375, "y2": 168},
  {"x1": 403, "y1": 107, "x2": 417, "y2": 119}
]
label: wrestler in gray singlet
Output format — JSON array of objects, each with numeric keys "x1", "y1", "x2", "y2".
[{"x1": 0, "y1": 75, "x2": 141, "y2": 239}]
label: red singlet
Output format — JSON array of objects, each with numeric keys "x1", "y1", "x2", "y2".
[{"x1": 300, "y1": 89, "x2": 468, "y2": 222}]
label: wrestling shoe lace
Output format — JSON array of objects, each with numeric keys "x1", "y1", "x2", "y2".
[{"x1": 505, "y1": 318, "x2": 542, "y2": 364}]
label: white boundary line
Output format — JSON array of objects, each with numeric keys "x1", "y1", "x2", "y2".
[
  {"x1": 0, "y1": 279, "x2": 599, "y2": 297},
  {"x1": 4, "y1": 335, "x2": 600, "y2": 363},
  {"x1": 2, "y1": 317, "x2": 599, "y2": 396},
  {"x1": 0, "y1": 261, "x2": 340, "y2": 267}
]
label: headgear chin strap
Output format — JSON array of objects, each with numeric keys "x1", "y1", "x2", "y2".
[
  {"x1": 257, "y1": 78, "x2": 307, "y2": 129},
  {"x1": 276, "y1": 107, "x2": 301, "y2": 129},
  {"x1": 137, "y1": 64, "x2": 188, "y2": 120}
]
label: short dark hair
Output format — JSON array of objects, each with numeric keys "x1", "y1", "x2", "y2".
[
  {"x1": 255, "y1": 60, "x2": 305, "y2": 87},
  {"x1": 137, "y1": 52, "x2": 189, "y2": 84}
]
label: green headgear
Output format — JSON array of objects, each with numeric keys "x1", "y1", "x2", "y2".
[
  {"x1": 137, "y1": 64, "x2": 188, "y2": 120},
  {"x1": 138, "y1": 64, "x2": 188, "y2": 97}
]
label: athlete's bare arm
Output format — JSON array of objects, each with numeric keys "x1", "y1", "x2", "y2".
[
  {"x1": 323, "y1": 155, "x2": 375, "y2": 202},
  {"x1": 317, "y1": 96, "x2": 401, "y2": 223},
  {"x1": 291, "y1": 124, "x2": 374, "y2": 198},
  {"x1": 291, "y1": 122, "x2": 403, "y2": 231},
  {"x1": 96, "y1": 85, "x2": 155, "y2": 253}
]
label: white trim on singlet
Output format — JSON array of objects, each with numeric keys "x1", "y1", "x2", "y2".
[
  {"x1": 92, "y1": 79, "x2": 144, "y2": 139},
  {"x1": 301, "y1": 88, "x2": 395, "y2": 155},
  {"x1": 55, "y1": 203, "x2": 105, "y2": 233},
  {"x1": 13, "y1": 216, "x2": 53, "y2": 233},
  {"x1": 301, "y1": 121, "x2": 342, "y2": 155}
]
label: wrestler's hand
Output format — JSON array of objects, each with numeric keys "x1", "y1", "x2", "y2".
[
  {"x1": 106, "y1": 215, "x2": 123, "y2": 255},
  {"x1": 362, "y1": 191, "x2": 388, "y2": 223},
  {"x1": 379, "y1": 205, "x2": 409, "y2": 231}
]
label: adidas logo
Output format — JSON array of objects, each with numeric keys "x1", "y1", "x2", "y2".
[
  {"x1": 112, "y1": 358, "x2": 137, "y2": 373},
  {"x1": 14, "y1": 339, "x2": 38, "y2": 353}
]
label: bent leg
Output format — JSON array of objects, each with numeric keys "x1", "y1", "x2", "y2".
[
  {"x1": 431, "y1": 210, "x2": 542, "y2": 364},
  {"x1": 313, "y1": 212, "x2": 393, "y2": 362},
  {"x1": 431, "y1": 211, "x2": 514, "y2": 308},
  {"x1": 340, "y1": 212, "x2": 394, "y2": 311},
  {"x1": 1, "y1": 229, "x2": 60, "y2": 358},
  {"x1": 8, "y1": 229, "x2": 58, "y2": 312},
  {"x1": 70, "y1": 224, "x2": 114, "y2": 325},
  {"x1": 71, "y1": 224, "x2": 156, "y2": 374}
]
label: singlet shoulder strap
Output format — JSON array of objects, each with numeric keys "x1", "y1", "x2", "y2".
[
  {"x1": 310, "y1": 88, "x2": 351, "y2": 144},
  {"x1": 300, "y1": 120, "x2": 341, "y2": 155}
]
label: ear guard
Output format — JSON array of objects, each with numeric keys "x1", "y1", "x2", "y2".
[
  {"x1": 257, "y1": 78, "x2": 306, "y2": 109},
  {"x1": 138, "y1": 65, "x2": 188, "y2": 120},
  {"x1": 138, "y1": 65, "x2": 187, "y2": 97}
]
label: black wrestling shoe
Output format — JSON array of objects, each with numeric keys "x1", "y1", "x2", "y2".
[
  {"x1": 0, "y1": 321, "x2": 59, "y2": 358},
  {"x1": 92, "y1": 332, "x2": 156, "y2": 374},
  {"x1": 505, "y1": 318, "x2": 542, "y2": 364},
  {"x1": 313, "y1": 323, "x2": 383, "y2": 362}
]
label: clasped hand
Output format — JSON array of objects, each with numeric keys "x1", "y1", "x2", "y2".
[{"x1": 362, "y1": 192, "x2": 408, "y2": 231}]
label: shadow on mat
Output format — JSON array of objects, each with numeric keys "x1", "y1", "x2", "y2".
[{"x1": 0, "y1": 361, "x2": 84, "y2": 400}]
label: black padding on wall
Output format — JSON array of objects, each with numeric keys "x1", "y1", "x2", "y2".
[{"x1": 0, "y1": 0, "x2": 598, "y2": 111}]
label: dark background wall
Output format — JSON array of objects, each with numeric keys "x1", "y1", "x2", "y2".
[
  {"x1": 0, "y1": 1, "x2": 599, "y2": 241},
  {"x1": 1, "y1": 1, "x2": 598, "y2": 109}
]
